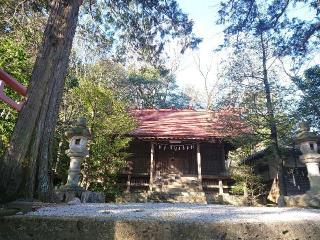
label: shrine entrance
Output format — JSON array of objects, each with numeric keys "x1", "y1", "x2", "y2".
[{"x1": 155, "y1": 143, "x2": 197, "y2": 176}]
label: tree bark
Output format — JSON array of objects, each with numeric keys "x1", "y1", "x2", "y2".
[
  {"x1": 0, "y1": 0, "x2": 82, "y2": 203},
  {"x1": 260, "y1": 33, "x2": 286, "y2": 206}
]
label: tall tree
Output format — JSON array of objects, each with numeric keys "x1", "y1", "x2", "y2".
[
  {"x1": 0, "y1": 0, "x2": 82, "y2": 202},
  {"x1": 0, "y1": 0, "x2": 48, "y2": 56},
  {"x1": 217, "y1": 0, "x2": 301, "y2": 204},
  {"x1": 193, "y1": 51, "x2": 222, "y2": 110},
  {"x1": 217, "y1": 37, "x2": 298, "y2": 204},
  {"x1": 218, "y1": 0, "x2": 320, "y2": 205},
  {"x1": 217, "y1": 38, "x2": 297, "y2": 147},
  {"x1": 76, "y1": 0, "x2": 201, "y2": 66},
  {"x1": 218, "y1": 0, "x2": 319, "y2": 58},
  {"x1": 0, "y1": 0, "x2": 199, "y2": 203}
]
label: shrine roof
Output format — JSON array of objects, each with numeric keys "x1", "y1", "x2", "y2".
[{"x1": 130, "y1": 108, "x2": 248, "y2": 140}]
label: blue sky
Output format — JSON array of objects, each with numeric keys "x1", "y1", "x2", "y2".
[
  {"x1": 175, "y1": 0, "x2": 224, "y2": 90},
  {"x1": 174, "y1": 0, "x2": 319, "y2": 97}
]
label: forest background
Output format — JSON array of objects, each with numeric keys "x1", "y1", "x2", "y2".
[{"x1": 0, "y1": 0, "x2": 319, "y2": 202}]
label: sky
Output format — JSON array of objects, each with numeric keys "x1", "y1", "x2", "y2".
[
  {"x1": 174, "y1": 0, "x2": 319, "y2": 93},
  {"x1": 174, "y1": 0, "x2": 224, "y2": 90}
]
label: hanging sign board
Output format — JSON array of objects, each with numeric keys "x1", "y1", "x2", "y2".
[{"x1": 157, "y1": 143, "x2": 195, "y2": 151}]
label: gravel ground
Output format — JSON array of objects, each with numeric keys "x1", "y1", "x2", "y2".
[{"x1": 26, "y1": 203, "x2": 320, "y2": 223}]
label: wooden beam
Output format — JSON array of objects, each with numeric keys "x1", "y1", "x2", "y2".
[
  {"x1": 149, "y1": 142, "x2": 155, "y2": 190},
  {"x1": 197, "y1": 142, "x2": 202, "y2": 186}
]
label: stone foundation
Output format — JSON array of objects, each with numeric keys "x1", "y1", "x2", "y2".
[
  {"x1": 148, "y1": 191, "x2": 207, "y2": 203},
  {"x1": 1, "y1": 216, "x2": 320, "y2": 240},
  {"x1": 118, "y1": 191, "x2": 248, "y2": 205},
  {"x1": 117, "y1": 190, "x2": 206, "y2": 204},
  {"x1": 285, "y1": 192, "x2": 320, "y2": 208},
  {"x1": 54, "y1": 188, "x2": 105, "y2": 203},
  {"x1": 119, "y1": 174, "x2": 248, "y2": 205},
  {"x1": 205, "y1": 194, "x2": 249, "y2": 206}
]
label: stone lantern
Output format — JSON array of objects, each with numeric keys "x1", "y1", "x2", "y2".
[
  {"x1": 64, "y1": 117, "x2": 91, "y2": 190},
  {"x1": 295, "y1": 122, "x2": 320, "y2": 193}
]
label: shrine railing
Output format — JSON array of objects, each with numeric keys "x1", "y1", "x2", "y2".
[
  {"x1": 0, "y1": 68, "x2": 27, "y2": 111},
  {"x1": 118, "y1": 173, "x2": 150, "y2": 190},
  {"x1": 202, "y1": 175, "x2": 234, "y2": 194},
  {"x1": 119, "y1": 172, "x2": 235, "y2": 194},
  {"x1": 130, "y1": 175, "x2": 150, "y2": 187}
]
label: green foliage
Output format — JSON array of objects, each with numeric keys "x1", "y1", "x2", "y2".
[
  {"x1": 78, "y1": 80, "x2": 135, "y2": 199},
  {"x1": 217, "y1": 39, "x2": 298, "y2": 148},
  {"x1": 55, "y1": 58, "x2": 191, "y2": 199},
  {"x1": 56, "y1": 76, "x2": 136, "y2": 200},
  {"x1": 116, "y1": 66, "x2": 191, "y2": 108},
  {"x1": 70, "y1": 60, "x2": 191, "y2": 109},
  {"x1": 0, "y1": 1, "x2": 45, "y2": 156},
  {"x1": 292, "y1": 65, "x2": 320, "y2": 130},
  {"x1": 216, "y1": 34, "x2": 297, "y2": 202},
  {"x1": 229, "y1": 162, "x2": 266, "y2": 205},
  {"x1": 217, "y1": 0, "x2": 319, "y2": 58},
  {"x1": 77, "y1": 0, "x2": 201, "y2": 65},
  {"x1": 228, "y1": 145, "x2": 266, "y2": 205},
  {"x1": 0, "y1": 0, "x2": 47, "y2": 57},
  {"x1": 0, "y1": 36, "x2": 32, "y2": 154}
]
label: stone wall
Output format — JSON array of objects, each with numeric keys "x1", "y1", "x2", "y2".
[{"x1": 1, "y1": 216, "x2": 320, "y2": 240}]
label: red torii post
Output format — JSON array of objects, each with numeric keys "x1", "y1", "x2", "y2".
[{"x1": 0, "y1": 68, "x2": 27, "y2": 111}]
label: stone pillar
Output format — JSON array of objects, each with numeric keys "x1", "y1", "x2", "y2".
[
  {"x1": 306, "y1": 162, "x2": 320, "y2": 177},
  {"x1": 305, "y1": 161, "x2": 320, "y2": 193},
  {"x1": 295, "y1": 122, "x2": 320, "y2": 193},
  {"x1": 64, "y1": 117, "x2": 91, "y2": 190},
  {"x1": 149, "y1": 142, "x2": 155, "y2": 190},
  {"x1": 197, "y1": 143, "x2": 202, "y2": 186}
]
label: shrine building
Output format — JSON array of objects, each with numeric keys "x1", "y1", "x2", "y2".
[{"x1": 119, "y1": 108, "x2": 247, "y2": 203}]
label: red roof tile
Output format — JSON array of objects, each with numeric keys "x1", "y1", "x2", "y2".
[{"x1": 130, "y1": 108, "x2": 248, "y2": 140}]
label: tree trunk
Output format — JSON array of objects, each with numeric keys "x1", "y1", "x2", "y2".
[
  {"x1": 0, "y1": 0, "x2": 81, "y2": 203},
  {"x1": 260, "y1": 33, "x2": 286, "y2": 206}
]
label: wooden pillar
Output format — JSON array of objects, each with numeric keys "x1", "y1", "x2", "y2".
[
  {"x1": 197, "y1": 143, "x2": 202, "y2": 185},
  {"x1": 149, "y1": 142, "x2": 155, "y2": 190},
  {"x1": 218, "y1": 180, "x2": 223, "y2": 195},
  {"x1": 126, "y1": 175, "x2": 131, "y2": 193},
  {"x1": 126, "y1": 162, "x2": 132, "y2": 193}
]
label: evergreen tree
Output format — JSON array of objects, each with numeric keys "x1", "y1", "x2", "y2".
[
  {"x1": 292, "y1": 65, "x2": 320, "y2": 129},
  {"x1": 218, "y1": 0, "x2": 319, "y2": 58},
  {"x1": 0, "y1": 0, "x2": 199, "y2": 203}
]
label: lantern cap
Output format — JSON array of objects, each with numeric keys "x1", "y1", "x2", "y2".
[
  {"x1": 65, "y1": 117, "x2": 91, "y2": 139},
  {"x1": 295, "y1": 122, "x2": 318, "y2": 144}
]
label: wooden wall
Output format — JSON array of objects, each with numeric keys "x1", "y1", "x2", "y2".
[
  {"x1": 127, "y1": 140, "x2": 226, "y2": 176},
  {"x1": 127, "y1": 139, "x2": 150, "y2": 173},
  {"x1": 155, "y1": 147, "x2": 197, "y2": 175},
  {"x1": 201, "y1": 143, "x2": 226, "y2": 175}
]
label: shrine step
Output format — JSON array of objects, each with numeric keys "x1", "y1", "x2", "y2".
[
  {"x1": 152, "y1": 183, "x2": 202, "y2": 192},
  {"x1": 147, "y1": 191, "x2": 207, "y2": 204}
]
